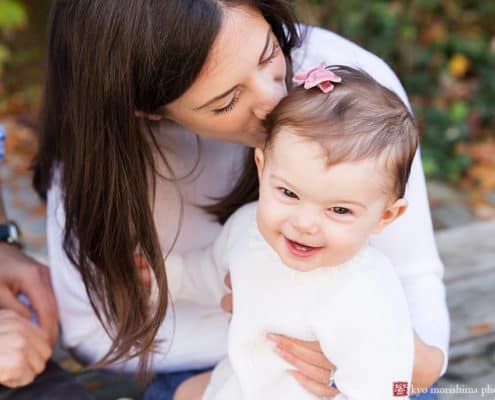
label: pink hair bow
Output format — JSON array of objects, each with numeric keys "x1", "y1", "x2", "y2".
[{"x1": 293, "y1": 63, "x2": 342, "y2": 93}]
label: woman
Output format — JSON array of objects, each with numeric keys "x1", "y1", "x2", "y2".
[{"x1": 33, "y1": 1, "x2": 449, "y2": 399}]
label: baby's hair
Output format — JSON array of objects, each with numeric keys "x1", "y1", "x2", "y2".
[{"x1": 264, "y1": 66, "x2": 419, "y2": 200}]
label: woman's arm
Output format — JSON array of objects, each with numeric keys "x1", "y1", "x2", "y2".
[
  {"x1": 0, "y1": 183, "x2": 59, "y2": 347},
  {"x1": 371, "y1": 148, "x2": 450, "y2": 376},
  {"x1": 47, "y1": 179, "x2": 230, "y2": 372}
]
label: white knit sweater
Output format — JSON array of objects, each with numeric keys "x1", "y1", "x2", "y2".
[{"x1": 167, "y1": 202, "x2": 414, "y2": 400}]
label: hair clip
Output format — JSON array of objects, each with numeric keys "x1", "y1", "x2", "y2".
[{"x1": 293, "y1": 62, "x2": 342, "y2": 93}]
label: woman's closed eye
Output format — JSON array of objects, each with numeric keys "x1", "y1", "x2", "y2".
[
  {"x1": 212, "y1": 38, "x2": 280, "y2": 116},
  {"x1": 213, "y1": 91, "x2": 240, "y2": 115}
]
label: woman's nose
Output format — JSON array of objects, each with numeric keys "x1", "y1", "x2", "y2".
[{"x1": 252, "y1": 77, "x2": 287, "y2": 120}]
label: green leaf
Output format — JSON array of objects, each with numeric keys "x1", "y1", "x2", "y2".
[
  {"x1": 0, "y1": 0, "x2": 27, "y2": 31},
  {"x1": 449, "y1": 102, "x2": 469, "y2": 123}
]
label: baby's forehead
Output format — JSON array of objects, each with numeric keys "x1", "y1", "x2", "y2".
[
  {"x1": 268, "y1": 128, "x2": 395, "y2": 171},
  {"x1": 266, "y1": 132, "x2": 396, "y2": 198}
]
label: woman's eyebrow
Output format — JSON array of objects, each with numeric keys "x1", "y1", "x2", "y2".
[
  {"x1": 194, "y1": 28, "x2": 272, "y2": 111},
  {"x1": 194, "y1": 85, "x2": 239, "y2": 111},
  {"x1": 257, "y1": 27, "x2": 273, "y2": 64}
]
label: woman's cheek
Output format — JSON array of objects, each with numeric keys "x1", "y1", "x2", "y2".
[
  {"x1": 278, "y1": 55, "x2": 288, "y2": 80},
  {"x1": 222, "y1": 103, "x2": 256, "y2": 135}
]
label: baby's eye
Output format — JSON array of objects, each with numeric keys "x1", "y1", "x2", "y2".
[
  {"x1": 280, "y1": 188, "x2": 298, "y2": 199},
  {"x1": 330, "y1": 207, "x2": 351, "y2": 215}
]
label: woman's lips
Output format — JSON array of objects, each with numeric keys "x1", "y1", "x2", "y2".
[{"x1": 285, "y1": 237, "x2": 323, "y2": 258}]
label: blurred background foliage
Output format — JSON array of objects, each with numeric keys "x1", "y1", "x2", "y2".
[
  {"x1": 295, "y1": 0, "x2": 495, "y2": 184},
  {"x1": 0, "y1": 0, "x2": 27, "y2": 75},
  {"x1": 0, "y1": 0, "x2": 494, "y2": 184}
]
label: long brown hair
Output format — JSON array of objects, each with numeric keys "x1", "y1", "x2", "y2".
[{"x1": 33, "y1": 0, "x2": 300, "y2": 373}]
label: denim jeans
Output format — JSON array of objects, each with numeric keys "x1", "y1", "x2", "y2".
[
  {"x1": 0, "y1": 360, "x2": 93, "y2": 400},
  {"x1": 410, "y1": 383, "x2": 440, "y2": 400},
  {"x1": 144, "y1": 369, "x2": 439, "y2": 400},
  {"x1": 144, "y1": 368, "x2": 212, "y2": 400}
]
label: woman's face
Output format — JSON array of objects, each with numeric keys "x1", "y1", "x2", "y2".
[{"x1": 165, "y1": 5, "x2": 287, "y2": 148}]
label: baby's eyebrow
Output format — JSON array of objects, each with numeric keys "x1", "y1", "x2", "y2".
[
  {"x1": 270, "y1": 173, "x2": 297, "y2": 190},
  {"x1": 330, "y1": 200, "x2": 367, "y2": 209},
  {"x1": 193, "y1": 28, "x2": 272, "y2": 111}
]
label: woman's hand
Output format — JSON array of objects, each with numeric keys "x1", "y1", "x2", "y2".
[
  {"x1": 266, "y1": 334, "x2": 340, "y2": 397},
  {"x1": 0, "y1": 244, "x2": 59, "y2": 347},
  {"x1": 220, "y1": 274, "x2": 233, "y2": 313},
  {"x1": 265, "y1": 331, "x2": 444, "y2": 397},
  {"x1": 0, "y1": 309, "x2": 52, "y2": 388},
  {"x1": 412, "y1": 332, "x2": 444, "y2": 391}
]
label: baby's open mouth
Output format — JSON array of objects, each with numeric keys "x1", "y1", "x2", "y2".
[{"x1": 285, "y1": 237, "x2": 323, "y2": 258}]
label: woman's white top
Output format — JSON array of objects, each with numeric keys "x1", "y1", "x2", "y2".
[
  {"x1": 167, "y1": 202, "x2": 414, "y2": 400},
  {"x1": 47, "y1": 26, "x2": 450, "y2": 374}
]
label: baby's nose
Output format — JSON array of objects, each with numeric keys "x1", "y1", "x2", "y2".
[{"x1": 292, "y1": 215, "x2": 319, "y2": 236}]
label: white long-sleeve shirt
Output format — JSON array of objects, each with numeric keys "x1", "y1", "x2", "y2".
[
  {"x1": 47, "y1": 25, "x2": 449, "y2": 373},
  {"x1": 167, "y1": 202, "x2": 414, "y2": 400}
]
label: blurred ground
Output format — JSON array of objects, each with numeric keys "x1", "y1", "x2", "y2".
[{"x1": 1, "y1": 113, "x2": 494, "y2": 398}]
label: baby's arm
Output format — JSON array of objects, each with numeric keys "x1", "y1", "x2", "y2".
[
  {"x1": 174, "y1": 372, "x2": 212, "y2": 400},
  {"x1": 311, "y1": 265, "x2": 414, "y2": 399},
  {"x1": 165, "y1": 248, "x2": 227, "y2": 306},
  {"x1": 165, "y1": 209, "x2": 240, "y2": 306}
]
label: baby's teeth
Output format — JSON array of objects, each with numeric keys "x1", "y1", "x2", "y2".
[{"x1": 295, "y1": 243, "x2": 309, "y2": 252}]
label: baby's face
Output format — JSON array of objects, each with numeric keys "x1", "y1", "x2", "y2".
[{"x1": 255, "y1": 130, "x2": 407, "y2": 272}]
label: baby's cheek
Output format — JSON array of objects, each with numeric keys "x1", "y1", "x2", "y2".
[
  {"x1": 257, "y1": 205, "x2": 276, "y2": 234},
  {"x1": 331, "y1": 227, "x2": 366, "y2": 257}
]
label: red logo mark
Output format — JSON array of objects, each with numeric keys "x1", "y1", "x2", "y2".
[{"x1": 393, "y1": 381, "x2": 409, "y2": 397}]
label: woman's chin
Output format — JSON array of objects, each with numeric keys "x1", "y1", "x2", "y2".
[{"x1": 244, "y1": 129, "x2": 268, "y2": 148}]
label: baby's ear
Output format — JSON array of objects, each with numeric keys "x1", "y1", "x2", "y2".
[
  {"x1": 373, "y1": 198, "x2": 408, "y2": 234},
  {"x1": 254, "y1": 148, "x2": 265, "y2": 179}
]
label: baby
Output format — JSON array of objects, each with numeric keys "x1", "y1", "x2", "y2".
[{"x1": 166, "y1": 65, "x2": 418, "y2": 399}]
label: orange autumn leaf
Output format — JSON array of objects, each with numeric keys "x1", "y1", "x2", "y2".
[
  {"x1": 27, "y1": 202, "x2": 47, "y2": 217},
  {"x1": 4, "y1": 122, "x2": 38, "y2": 158},
  {"x1": 420, "y1": 21, "x2": 447, "y2": 45},
  {"x1": 469, "y1": 322, "x2": 493, "y2": 335},
  {"x1": 470, "y1": 202, "x2": 495, "y2": 220},
  {"x1": 466, "y1": 163, "x2": 495, "y2": 190},
  {"x1": 459, "y1": 142, "x2": 495, "y2": 166},
  {"x1": 448, "y1": 53, "x2": 470, "y2": 78}
]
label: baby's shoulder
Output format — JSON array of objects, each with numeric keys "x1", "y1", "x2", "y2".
[
  {"x1": 354, "y1": 246, "x2": 402, "y2": 291},
  {"x1": 319, "y1": 246, "x2": 403, "y2": 306},
  {"x1": 312, "y1": 247, "x2": 410, "y2": 332},
  {"x1": 230, "y1": 201, "x2": 257, "y2": 220},
  {"x1": 226, "y1": 202, "x2": 257, "y2": 230},
  {"x1": 219, "y1": 202, "x2": 258, "y2": 246},
  {"x1": 362, "y1": 246, "x2": 396, "y2": 276}
]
